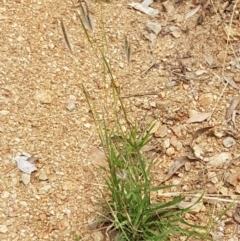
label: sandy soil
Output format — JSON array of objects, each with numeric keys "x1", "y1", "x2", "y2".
[{"x1": 1, "y1": 0, "x2": 240, "y2": 240}]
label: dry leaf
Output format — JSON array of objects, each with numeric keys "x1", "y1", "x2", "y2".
[
  {"x1": 192, "y1": 144, "x2": 204, "y2": 160},
  {"x1": 205, "y1": 152, "x2": 232, "y2": 167},
  {"x1": 58, "y1": 218, "x2": 69, "y2": 231},
  {"x1": 162, "y1": 156, "x2": 198, "y2": 182},
  {"x1": 224, "y1": 25, "x2": 240, "y2": 40},
  {"x1": 146, "y1": 22, "x2": 162, "y2": 35},
  {"x1": 27, "y1": 156, "x2": 39, "y2": 164},
  {"x1": 143, "y1": 31, "x2": 157, "y2": 49},
  {"x1": 128, "y1": 3, "x2": 160, "y2": 17},
  {"x1": 170, "y1": 125, "x2": 182, "y2": 137},
  {"x1": 88, "y1": 147, "x2": 107, "y2": 167},
  {"x1": 77, "y1": 2, "x2": 94, "y2": 31},
  {"x1": 203, "y1": 54, "x2": 213, "y2": 66},
  {"x1": 191, "y1": 126, "x2": 213, "y2": 148},
  {"x1": 185, "y1": 5, "x2": 201, "y2": 20},
  {"x1": 232, "y1": 110, "x2": 240, "y2": 128},
  {"x1": 14, "y1": 153, "x2": 37, "y2": 174},
  {"x1": 141, "y1": 145, "x2": 158, "y2": 152},
  {"x1": 195, "y1": 69, "x2": 207, "y2": 76},
  {"x1": 233, "y1": 205, "x2": 240, "y2": 224},
  {"x1": 225, "y1": 171, "x2": 240, "y2": 187},
  {"x1": 169, "y1": 26, "x2": 181, "y2": 38},
  {"x1": 223, "y1": 76, "x2": 239, "y2": 90},
  {"x1": 142, "y1": 0, "x2": 153, "y2": 7},
  {"x1": 225, "y1": 96, "x2": 240, "y2": 120},
  {"x1": 88, "y1": 219, "x2": 103, "y2": 230},
  {"x1": 149, "y1": 33, "x2": 157, "y2": 49},
  {"x1": 186, "y1": 112, "x2": 211, "y2": 123},
  {"x1": 162, "y1": 1, "x2": 175, "y2": 15}
]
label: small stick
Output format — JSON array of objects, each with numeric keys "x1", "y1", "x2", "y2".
[
  {"x1": 170, "y1": 70, "x2": 208, "y2": 81},
  {"x1": 140, "y1": 63, "x2": 159, "y2": 77},
  {"x1": 121, "y1": 91, "x2": 159, "y2": 98},
  {"x1": 158, "y1": 192, "x2": 240, "y2": 204},
  {"x1": 3, "y1": 166, "x2": 17, "y2": 175}
]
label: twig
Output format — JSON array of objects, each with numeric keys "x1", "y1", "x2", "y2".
[
  {"x1": 211, "y1": 0, "x2": 239, "y2": 117},
  {"x1": 30, "y1": 111, "x2": 85, "y2": 121},
  {"x1": 158, "y1": 192, "x2": 240, "y2": 204},
  {"x1": 170, "y1": 70, "x2": 208, "y2": 81},
  {"x1": 121, "y1": 91, "x2": 159, "y2": 98},
  {"x1": 3, "y1": 166, "x2": 17, "y2": 175},
  {"x1": 78, "y1": 133, "x2": 93, "y2": 156},
  {"x1": 140, "y1": 63, "x2": 159, "y2": 77}
]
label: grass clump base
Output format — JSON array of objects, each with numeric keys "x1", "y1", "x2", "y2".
[
  {"x1": 94, "y1": 120, "x2": 211, "y2": 241},
  {"x1": 83, "y1": 85, "x2": 211, "y2": 240}
]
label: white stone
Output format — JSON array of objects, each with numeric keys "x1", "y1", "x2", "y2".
[
  {"x1": 223, "y1": 137, "x2": 236, "y2": 148},
  {"x1": 0, "y1": 110, "x2": 10, "y2": 115},
  {"x1": 0, "y1": 225, "x2": 8, "y2": 233},
  {"x1": 205, "y1": 152, "x2": 232, "y2": 167},
  {"x1": 66, "y1": 101, "x2": 75, "y2": 111},
  {"x1": 34, "y1": 90, "x2": 53, "y2": 104},
  {"x1": 162, "y1": 139, "x2": 170, "y2": 149},
  {"x1": 19, "y1": 201, "x2": 28, "y2": 207},
  {"x1": 39, "y1": 169, "x2": 48, "y2": 181},
  {"x1": 207, "y1": 172, "x2": 218, "y2": 184},
  {"x1": 1, "y1": 191, "x2": 10, "y2": 199},
  {"x1": 22, "y1": 173, "x2": 31, "y2": 185}
]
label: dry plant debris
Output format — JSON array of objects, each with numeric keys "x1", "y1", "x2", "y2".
[{"x1": 1, "y1": 0, "x2": 240, "y2": 240}]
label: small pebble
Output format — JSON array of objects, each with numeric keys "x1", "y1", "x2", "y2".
[
  {"x1": 176, "y1": 141, "x2": 182, "y2": 151},
  {"x1": 142, "y1": 102, "x2": 150, "y2": 110},
  {"x1": 0, "y1": 225, "x2": 8, "y2": 233},
  {"x1": 199, "y1": 93, "x2": 213, "y2": 106},
  {"x1": 162, "y1": 139, "x2": 170, "y2": 149},
  {"x1": 66, "y1": 101, "x2": 75, "y2": 111},
  {"x1": 34, "y1": 90, "x2": 53, "y2": 104},
  {"x1": 170, "y1": 135, "x2": 178, "y2": 147},
  {"x1": 92, "y1": 231, "x2": 105, "y2": 241},
  {"x1": 0, "y1": 110, "x2": 10, "y2": 115},
  {"x1": 166, "y1": 80, "x2": 177, "y2": 87},
  {"x1": 184, "y1": 162, "x2": 191, "y2": 172},
  {"x1": 155, "y1": 124, "x2": 168, "y2": 138},
  {"x1": 225, "y1": 210, "x2": 233, "y2": 218},
  {"x1": 22, "y1": 173, "x2": 31, "y2": 185},
  {"x1": 1, "y1": 191, "x2": 10, "y2": 199},
  {"x1": 207, "y1": 185, "x2": 217, "y2": 194},
  {"x1": 119, "y1": 62, "x2": 124, "y2": 68},
  {"x1": 223, "y1": 136, "x2": 236, "y2": 148},
  {"x1": 134, "y1": 100, "x2": 142, "y2": 107},
  {"x1": 207, "y1": 172, "x2": 218, "y2": 184},
  {"x1": 39, "y1": 169, "x2": 48, "y2": 181},
  {"x1": 166, "y1": 147, "x2": 175, "y2": 156},
  {"x1": 205, "y1": 152, "x2": 232, "y2": 167},
  {"x1": 149, "y1": 101, "x2": 156, "y2": 108},
  {"x1": 171, "y1": 125, "x2": 182, "y2": 137},
  {"x1": 228, "y1": 238, "x2": 238, "y2": 241}
]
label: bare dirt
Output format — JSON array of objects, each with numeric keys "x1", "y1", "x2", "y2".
[{"x1": 1, "y1": 0, "x2": 240, "y2": 240}]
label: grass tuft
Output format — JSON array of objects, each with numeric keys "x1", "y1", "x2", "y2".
[
  {"x1": 96, "y1": 119, "x2": 210, "y2": 240},
  {"x1": 77, "y1": 4, "x2": 213, "y2": 240}
]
